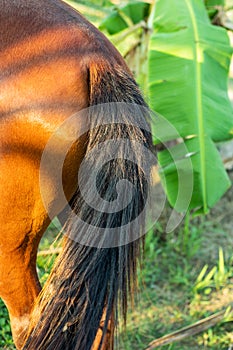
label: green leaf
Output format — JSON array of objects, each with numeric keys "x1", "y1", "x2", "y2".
[
  {"x1": 149, "y1": 0, "x2": 233, "y2": 213},
  {"x1": 204, "y1": 0, "x2": 225, "y2": 7},
  {"x1": 106, "y1": 23, "x2": 143, "y2": 57},
  {"x1": 99, "y1": 2, "x2": 150, "y2": 34}
]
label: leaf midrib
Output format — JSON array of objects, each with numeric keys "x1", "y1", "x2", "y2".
[{"x1": 184, "y1": 0, "x2": 207, "y2": 213}]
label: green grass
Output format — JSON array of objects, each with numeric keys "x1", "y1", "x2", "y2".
[
  {"x1": 1, "y1": 194, "x2": 233, "y2": 349},
  {"x1": 117, "y1": 207, "x2": 233, "y2": 350},
  {"x1": 0, "y1": 300, "x2": 14, "y2": 349}
]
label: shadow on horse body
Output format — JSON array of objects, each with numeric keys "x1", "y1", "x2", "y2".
[{"x1": 0, "y1": 1, "x2": 151, "y2": 349}]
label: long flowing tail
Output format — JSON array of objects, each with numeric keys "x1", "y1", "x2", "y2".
[{"x1": 23, "y1": 61, "x2": 152, "y2": 350}]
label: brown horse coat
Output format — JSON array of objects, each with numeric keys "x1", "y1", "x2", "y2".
[{"x1": 0, "y1": 1, "x2": 150, "y2": 349}]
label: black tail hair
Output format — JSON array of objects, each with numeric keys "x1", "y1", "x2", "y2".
[{"x1": 23, "y1": 61, "x2": 152, "y2": 350}]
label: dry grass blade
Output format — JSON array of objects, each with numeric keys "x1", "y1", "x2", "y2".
[
  {"x1": 145, "y1": 308, "x2": 230, "y2": 349},
  {"x1": 37, "y1": 248, "x2": 62, "y2": 256}
]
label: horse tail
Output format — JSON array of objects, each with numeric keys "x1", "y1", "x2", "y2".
[{"x1": 23, "y1": 60, "x2": 152, "y2": 350}]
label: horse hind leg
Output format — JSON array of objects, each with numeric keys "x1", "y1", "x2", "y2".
[
  {"x1": 92, "y1": 311, "x2": 114, "y2": 350},
  {"x1": 0, "y1": 215, "x2": 51, "y2": 349},
  {"x1": 0, "y1": 206, "x2": 50, "y2": 349},
  {"x1": 0, "y1": 217, "x2": 51, "y2": 349}
]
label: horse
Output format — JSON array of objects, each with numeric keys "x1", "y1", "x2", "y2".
[{"x1": 0, "y1": 1, "x2": 152, "y2": 349}]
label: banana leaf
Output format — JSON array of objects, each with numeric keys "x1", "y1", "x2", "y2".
[{"x1": 148, "y1": 0, "x2": 233, "y2": 214}]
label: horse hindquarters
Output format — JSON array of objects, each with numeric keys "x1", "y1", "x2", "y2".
[
  {"x1": 0, "y1": 1, "x2": 151, "y2": 349},
  {"x1": 0, "y1": 50, "x2": 89, "y2": 350},
  {"x1": 22, "y1": 60, "x2": 151, "y2": 350}
]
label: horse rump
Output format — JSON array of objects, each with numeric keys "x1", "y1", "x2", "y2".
[{"x1": 22, "y1": 11, "x2": 152, "y2": 350}]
